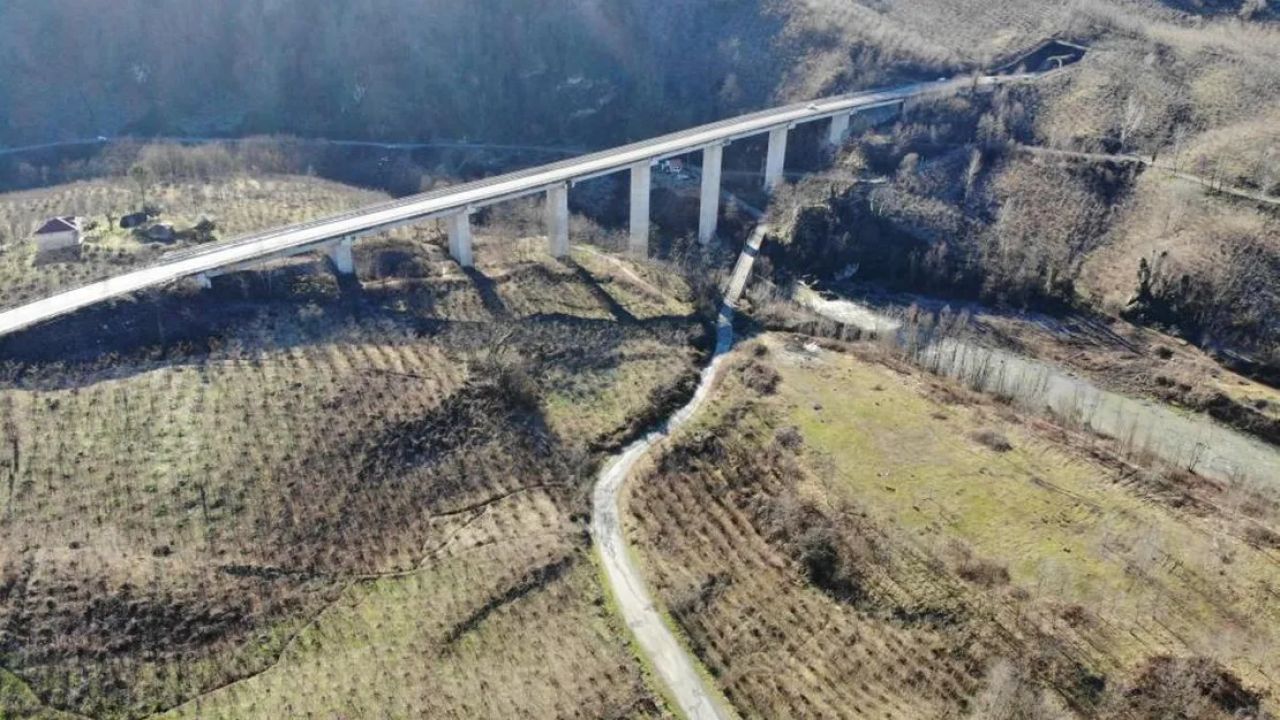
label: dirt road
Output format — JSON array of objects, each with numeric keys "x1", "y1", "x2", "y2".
[
  {"x1": 1015, "y1": 144, "x2": 1280, "y2": 208},
  {"x1": 591, "y1": 225, "x2": 766, "y2": 720}
]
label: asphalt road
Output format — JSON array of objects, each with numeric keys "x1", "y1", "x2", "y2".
[{"x1": 591, "y1": 224, "x2": 767, "y2": 720}]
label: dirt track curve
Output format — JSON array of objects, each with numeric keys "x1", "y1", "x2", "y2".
[{"x1": 591, "y1": 225, "x2": 766, "y2": 720}]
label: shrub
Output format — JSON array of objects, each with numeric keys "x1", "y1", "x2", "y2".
[
  {"x1": 738, "y1": 359, "x2": 781, "y2": 395},
  {"x1": 774, "y1": 426, "x2": 804, "y2": 450},
  {"x1": 1106, "y1": 656, "x2": 1266, "y2": 720},
  {"x1": 957, "y1": 557, "x2": 1011, "y2": 587},
  {"x1": 972, "y1": 429, "x2": 1014, "y2": 452}
]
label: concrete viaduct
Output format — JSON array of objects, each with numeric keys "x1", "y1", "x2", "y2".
[{"x1": 0, "y1": 72, "x2": 1046, "y2": 338}]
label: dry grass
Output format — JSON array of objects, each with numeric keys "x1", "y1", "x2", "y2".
[
  {"x1": 775, "y1": 0, "x2": 1280, "y2": 366},
  {"x1": 1078, "y1": 168, "x2": 1279, "y2": 355},
  {"x1": 159, "y1": 510, "x2": 664, "y2": 719},
  {"x1": 0, "y1": 175, "x2": 388, "y2": 311},
  {"x1": 0, "y1": 176, "x2": 705, "y2": 718},
  {"x1": 774, "y1": 12, "x2": 1280, "y2": 363},
  {"x1": 627, "y1": 334, "x2": 1280, "y2": 718}
]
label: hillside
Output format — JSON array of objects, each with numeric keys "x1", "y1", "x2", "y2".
[
  {"x1": 628, "y1": 334, "x2": 1280, "y2": 719},
  {"x1": 4, "y1": 0, "x2": 1277, "y2": 366},
  {"x1": 2, "y1": 2, "x2": 1278, "y2": 718},
  {"x1": 0, "y1": 1, "x2": 793, "y2": 148},
  {"x1": 0, "y1": 174, "x2": 709, "y2": 718},
  {"x1": 3, "y1": 0, "x2": 1274, "y2": 149},
  {"x1": 764, "y1": 4, "x2": 1280, "y2": 370}
]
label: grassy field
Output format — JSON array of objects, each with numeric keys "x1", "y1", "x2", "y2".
[
  {"x1": 155, "y1": 508, "x2": 660, "y2": 719},
  {"x1": 0, "y1": 177, "x2": 707, "y2": 718},
  {"x1": 626, "y1": 333, "x2": 1280, "y2": 719}
]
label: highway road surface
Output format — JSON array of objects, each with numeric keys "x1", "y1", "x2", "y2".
[{"x1": 0, "y1": 73, "x2": 1045, "y2": 339}]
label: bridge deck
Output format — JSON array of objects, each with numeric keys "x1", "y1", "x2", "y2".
[{"x1": 0, "y1": 73, "x2": 1044, "y2": 338}]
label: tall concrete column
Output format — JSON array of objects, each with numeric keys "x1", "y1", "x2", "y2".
[
  {"x1": 827, "y1": 114, "x2": 851, "y2": 148},
  {"x1": 447, "y1": 212, "x2": 474, "y2": 268},
  {"x1": 764, "y1": 127, "x2": 789, "y2": 192},
  {"x1": 629, "y1": 162, "x2": 651, "y2": 257},
  {"x1": 327, "y1": 237, "x2": 355, "y2": 275},
  {"x1": 546, "y1": 184, "x2": 570, "y2": 258},
  {"x1": 698, "y1": 144, "x2": 724, "y2": 245},
  {"x1": 194, "y1": 273, "x2": 212, "y2": 290}
]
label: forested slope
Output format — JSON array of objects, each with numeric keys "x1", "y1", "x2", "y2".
[{"x1": 0, "y1": 0, "x2": 1153, "y2": 147}]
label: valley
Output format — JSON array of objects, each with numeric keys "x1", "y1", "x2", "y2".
[{"x1": 1, "y1": 1, "x2": 1278, "y2": 718}]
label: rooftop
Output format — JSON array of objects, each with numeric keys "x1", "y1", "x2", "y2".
[{"x1": 33, "y1": 216, "x2": 80, "y2": 235}]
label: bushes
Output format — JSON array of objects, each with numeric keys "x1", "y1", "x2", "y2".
[
  {"x1": 765, "y1": 490, "x2": 880, "y2": 606},
  {"x1": 956, "y1": 557, "x2": 1011, "y2": 587},
  {"x1": 798, "y1": 527, "x2": 864, "y2": 601},
  {"x1": 1105, "y1": 656, "x2": 1267, "y2": 720},
  {"x1": 980, "y1": 158, "x2": 1113, "y2": 308},
  {"x1": 972, "y1": 429, "x2": 1014, "y2": 452},
  {"x1": 970, "y1": 659, "x2": 1058, "y2": 720},
  {"x1": 737, "y1": 358, "x2": 781, "y2": 394},
  {"x1": 1124, "y1": 238, "x2": 1280, "y2": 357}
]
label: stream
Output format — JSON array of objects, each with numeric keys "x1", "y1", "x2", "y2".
[{"x1": 796, "y1": 286, "x2": 1280, "y2": 487}]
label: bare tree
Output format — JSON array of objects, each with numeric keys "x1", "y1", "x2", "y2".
[
  {"x1": 1119, "y1": 95, "x2": 1147, "y2": 152},
  {"x1": 129, "y1": 164, "x2": 151, "y2": 210},
  {"x1": 971, "y1": 659, "x2": 1059, "y2": 720}
]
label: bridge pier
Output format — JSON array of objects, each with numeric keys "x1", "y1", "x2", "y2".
[
  {"x1": 446, "y1": 212, "x2": 474, "y2": 268},
  {"x1": 629, "y1": 162, "x2": 651, "y2": 257},
  {"x1": 698, "y1": 144, "x2": 724, "y2": 245},
  {"x1": 327, "y1": 237, "x2": 355, "y2": 275},
  {"x1": 764, "y1": 127, "x2": 789, "y2": 192},
  {"x1": 546, "y1": 184, "x2": 570, "y2": 258},
  {"x1": 827, "y1": 114, "x2": 851, "y2": 148},
  {"x1": 195, "y1": 273, "x2": 212, "y2": 290}
]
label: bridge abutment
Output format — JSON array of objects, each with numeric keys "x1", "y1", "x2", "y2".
[
  {"x1": 764, "y1": 127, "x2": 789, "y2": 191},
  {"x1": 447, "y1": 212, "x2": 474, "y2": 268},
  {"x1": 698, "y1": 144, "x2": 724, "y2": 245},
  {"x1": 629, "y1": 162, "x2": 651, "y2": 257},
  {"x1": 546, "y1": 184, "x2": 570, "y2": 258}
]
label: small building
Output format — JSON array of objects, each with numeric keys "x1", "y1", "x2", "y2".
[{"x1": 31, "y1": 217, "x2": 82, "y2": 252}]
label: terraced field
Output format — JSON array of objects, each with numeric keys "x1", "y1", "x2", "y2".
[
  {"x1": 627, "y1": 333, "x2": 1280, "y2": 719},
  {"x1": 0, "y1": 193, "x2": 705, "y2": 718}
]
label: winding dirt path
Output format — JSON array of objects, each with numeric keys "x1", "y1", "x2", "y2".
[
  {"x1": 591, "y1": 225, "x2": 766, "y2": 720},
  {"x1": 1014, "y1": 143, "x2": 1280, "y2": 207}
]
